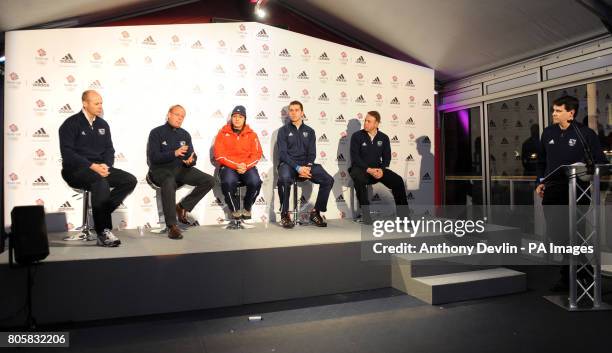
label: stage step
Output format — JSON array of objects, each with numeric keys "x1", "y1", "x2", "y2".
[{"x1": 391, "y1": 255, "x2": 526, "y2": 305}]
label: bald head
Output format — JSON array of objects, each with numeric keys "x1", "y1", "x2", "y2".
[{"x1": 81, "y1": 90, "x2": 103, "y2": 118}]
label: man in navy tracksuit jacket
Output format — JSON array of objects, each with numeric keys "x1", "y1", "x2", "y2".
[
  {"x1": 536, "y1": 95, "x2": 606, "y2": 292},
  {"x1": 147, "y1": 105, "x2": 216, "y2": 239},
  {"x1": 277, "y1": 101, "x2": 334, "y2": 228},
  {"x1": 59, "y1": 90, "x2": 137, "y2": 247},
  {"x1": 349, "y1": 111, "x2": 408, "y2": 223}
]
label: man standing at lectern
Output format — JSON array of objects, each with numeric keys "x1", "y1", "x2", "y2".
[
  {"x1": 147, "y1": 105, "x2": 216, "y2": 239},
  {"x1": 349, "y1": 111, "x2": 409, "y2": 224},
  {"x1": 59, "y1": 90, "x2": 137, "y2": 247},
  {"x1": 536, "y1": 95, "x2": 606, "y2": 292}
]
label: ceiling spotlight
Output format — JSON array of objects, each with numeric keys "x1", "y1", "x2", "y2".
[
  {"x1": 255, "y1": 5, "x2": 267, "y2": 19},
  {"x1": 254, "y1": 0, "x2": 268, "y2": 19}
]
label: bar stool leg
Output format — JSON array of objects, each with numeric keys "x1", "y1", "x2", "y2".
[{"x1": 226, "y1": 185, "x2": 245, "y2": 230}]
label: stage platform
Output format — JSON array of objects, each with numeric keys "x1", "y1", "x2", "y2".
[{"x1": 0, "y1": 219, "x2": 525, "y2": 326}]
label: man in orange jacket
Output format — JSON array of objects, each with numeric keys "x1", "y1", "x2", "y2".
[{"x1": 214, "y1": 105, "x2": 263, "y2": 221}]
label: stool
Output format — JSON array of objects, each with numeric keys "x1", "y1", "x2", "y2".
[
  {"x1": 292, "y1": 177, "x2": 309, "y2": 226},
  {"x1": 146, "y1": 173, "x2": 188, "y2": 234},
  {"x1": 225, "y1": 180, "x2": 246, "y2": 230},
  {"x1": 64, "y1": 188, "x2": 96, "y2": 241},
  {"x1": 351, "y1": 183, "x2": 374, "y2": 222}
]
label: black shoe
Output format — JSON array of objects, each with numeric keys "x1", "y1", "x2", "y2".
[
  {"x1": 310, "y1": 210, "x2": 327, "y2": 227},
  {"x1": 549, "y1": 278, "x2": 569, "y2": 293},
  {"x1": 280, "y1": 212, "x2": 294, "y2": 229}
]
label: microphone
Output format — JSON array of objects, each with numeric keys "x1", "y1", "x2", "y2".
[{"x1": 568, "y1": 119, "x2": 595, "y2": 175}]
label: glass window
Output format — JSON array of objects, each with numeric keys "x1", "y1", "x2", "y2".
[{"x1": 442, "y1": 107, "x2": 483, "y2": 205}]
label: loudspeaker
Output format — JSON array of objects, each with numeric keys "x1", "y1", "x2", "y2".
[{"x1": 10, "y1": 206, "x2": 49, "y2": 265}]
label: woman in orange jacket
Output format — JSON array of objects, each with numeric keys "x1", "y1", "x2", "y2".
[{"x1": 214, "y1": 105, "x2": 263, "y2": 221}]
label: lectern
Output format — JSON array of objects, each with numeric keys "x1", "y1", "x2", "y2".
[{"x1": 543, "y1": 162, "x2": 612, "y2": 311}]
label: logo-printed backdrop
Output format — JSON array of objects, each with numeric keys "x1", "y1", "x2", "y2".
[{"x1": 4, "y1": 22, "x2": 434, "y2": 230}]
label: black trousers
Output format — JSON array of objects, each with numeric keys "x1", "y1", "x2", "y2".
[
  {"x1": 349, "y1": 167, "x2": 409, "y2": 217},
  {"x1": 149, "y1": 166, "x2": 215, "y2": 226},
  {"x1": 62, "y1": 166, "x2": 137, "y2": 234},
  {"x1": 277, "y1": 163, "x2": 334, "y2": 213}
]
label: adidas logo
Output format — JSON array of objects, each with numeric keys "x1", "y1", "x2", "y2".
[
  {"x1": 336, "y1": 74, "x2": 346, "y2": 82},
  {"x1": 214, "y1": 65, "x2": 225, "y2": 74},
  {"x1": 318, "y1": 92, "x2": 329, "y2": 101},
  {"x1": 33, "y1": 176, "x2": 48, "y2": 184},
  {"x1": 421, "y1": 136, "x2": 431, "y2": 144},
  {"x1": 355, "y1": 55, "x2": 366, "y2": 64},
  {"x1": 406, "y1": 117, "x2": 415, "y2": 125},
  {"x1": 336, "y1": 153, "x2": 346, "y2": 162},
  {"x1": 527, "y1": 104, "x2": 535, "y2": 110},
  {"x1": 422, "y1": 99, "x2": 432, "y2": 106},
  {"x1": 236, "y1": 44, "x2": 249, "y2": 53},
  {"x1": 406, "y1": 79, "x2": 415, "y2": 87},
  {"x1": 33, "y1": 77, "x2": 49, "y2": 88},
  {"x1": 89, "y1": 80, "x2": 102, "y2": 89},
  {"x1": 318, "y1": 134, "x2": 329, "y2": 142},
  {"x1": 279, "y1": 48, "x2": 291, "y2": 57},
  {"x1": 142, "y1": 35, "x2": 156, "y2": 45},
  {"x1": 297, "y1": 70, "x2": 309, "y2": 79},
  {"x1": 255, "y1": 196, "x2": 267, "y2": 205},
  {"x1": 405, "y1": 154, "x2": 415, "y2": 162},
  {"x1": 372, "y1": 194, "x2": 382, "y2": 202},
  {"x1": 407, "y1": 192, "x2": 415, "y2": 200},
  {"x1": 166, "y1": 60, "x2": 177, "y2": 69},
  {"x1": 59, "y1": 201, "x2": 73, "y2": 209},
  {"x1": 355, "y1": 95, "x2": 366, "y2": 103},
  {"x1": 256, "y1": 68, "x2": 268, "y2": 77},
  {"x1": 236, "y1": 88, "x2": 248, "y2": 96},
  {"x1": 319, "y1": 52, "x2": 329, "y2": 60},
  {"x1": 501, "y1": 103, "x2": 509, "y2": 110},
  {"x1": 515, "y1": 121, "x2": 523, "y2": 127},
  {"x1": 33, "y1": 128, "x2": 49, "y2": 137},
  {"x1": 489, "y1": 120, "x2": 496, "y2": 127},
  {"x1": 60, "y1": 53, "x2": 76, "y2": 64},
  {"x1": 422, "y1": 172, "x2": 432, "y2": 181},
  {"x1": 391, "y1": 136, "x2": 400, "y2": 143},
  {"x1": 390, "y1": 97, "x2": 400, "y2": 105},
  {"x1": 114, "y1": 57, "x2": 127, "y2": 66},
  {"x1": 191, "y1": 40, "x2": 203, "y2": 49},
  {"x1": 299, "y1": 195, "x2": 308, "y2": 205},
  {"x1": 212, "y1": 110, "x2": 224, "y2": 119},
  {"x1": 278, "y1": 90, "x2": 290, "y2": 99},
  {"x1": 256, "y1": 111, "x2": 268, "y2": 119},
  {"x1": 372, "y1": 77, "x2": 382, "y2": 85},
  {"x1": 336, "y1": 194, "x2": 346, "y2": 202},
  {"x1": 501, "y1": 138, "x2": 509, "y2": 144},
  {"x1": 59, "y1": 104, "x2": 74, "y2": 114},
  {"x1": 336, "y1": 114, "x2": 345, "y2": 122},
  {"x1": 257, "y1": 29, "x2": 269, "y2": 38}
]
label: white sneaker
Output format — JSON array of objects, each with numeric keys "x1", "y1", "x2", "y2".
[
  {"x1": 97, "y1": 229, "x2": 121, "y2": 247},
  {"x1": 64, "y1": 232, "x2": 85, "y2": 241}
]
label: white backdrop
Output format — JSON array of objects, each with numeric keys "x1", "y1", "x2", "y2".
[{"x1": 4, "y1": 22, "x2": 434, "y2": 230}]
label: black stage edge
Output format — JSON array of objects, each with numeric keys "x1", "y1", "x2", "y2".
[{"x1": 1, "y1": 220, "x2": 391, "y2": 326}]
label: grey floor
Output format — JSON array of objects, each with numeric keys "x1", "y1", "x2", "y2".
[
  {"x1": 4, "y1": 266, "x2": 612, "y2": 353},
  {"x1": 0, "y1": 220, "x2": 369, "y2": 263}
]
